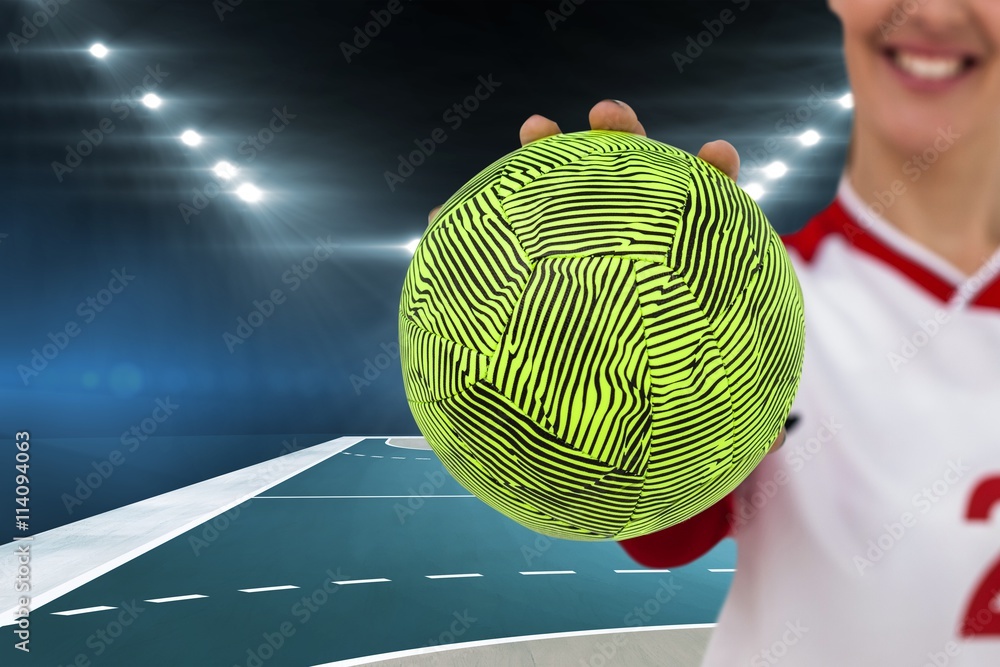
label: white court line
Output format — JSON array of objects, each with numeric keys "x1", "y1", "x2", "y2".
[
  {"x1": 331, "y1": 578, "x2": 391, "y2": 586},
  {"x1": 51, "y1": 605, "x2": 117, "y2": 617},
  {"x1": 238, "y1": 585, "x2": 300, "y2": 594},
  {"x1": 519, "y1": 571, "x2": 576, "y2": 576},
  {"x1": 255, "y1": 495, "x2": 475, "y2": 499},
  {"x1": 0, "y1": 435, "x2": 367, "y2": 628},
  {"x1": 614, "y1": 569, "x2": 671, "y2": 573},
  {"x1": 311, "y1": 622, "x2": 718, "y2": 666},
  {"x1": 144, "y1": 594, "x2": 207, "y2": 604},
  {"x1": 708, "y1": 569, "x2": 736, "y2": 573},
  {"x1": 425, "y1": 573, "x2": 483, "y2": 580},
  {"x1": 385, "y1": 437, "x2": 431, "y2": 450}
]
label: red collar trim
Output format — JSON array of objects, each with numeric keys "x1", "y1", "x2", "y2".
[
  {"x1": 972, "y1": 276, "x2": 1000, "y2": 309},
  {"x1": 781, "y1": 199, "x2": 957, "y2": 304}
]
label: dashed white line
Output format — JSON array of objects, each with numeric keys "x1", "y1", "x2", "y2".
[
  {"x1": 370, "y1": 455, "x2": 384, "y2": 459},
  {"x1": 144, "y1": 594, "x2": 208, "y2": 604},
  {"x1": 51, "y1": 606, "x2": 117, "y2": 616},
  {"x1": 391, "y1": 457, "x2": 406, "y2": 460},
  {"x1": 353, "y1": 453, "x2": 366, "y2": 457},
  {"x1": 238, "y1": 585, "x2": 300, "y2": 594},
  {"x1": 416, "y1": 457, "x2": 431, "y2": 461},
  {"x1": 56, "y1": 565, "x2": 742, "y2": 615}
]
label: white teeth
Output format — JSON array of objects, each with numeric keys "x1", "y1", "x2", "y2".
[{"x1": 894, "y1": 51, "x2": 964, "y2": 79}]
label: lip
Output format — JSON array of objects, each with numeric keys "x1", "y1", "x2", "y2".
[{"x1": 881, "y1": 44, "x2": 979, "y2": 94}]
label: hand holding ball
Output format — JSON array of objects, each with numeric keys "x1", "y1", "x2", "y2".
[{"x1": 399, "y1": 130, "x2": 805, "y2": 541}]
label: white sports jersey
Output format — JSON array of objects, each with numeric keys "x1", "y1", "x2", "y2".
[{"x1": 700, "y1": 175, "x2": 1000, "y2": 666}]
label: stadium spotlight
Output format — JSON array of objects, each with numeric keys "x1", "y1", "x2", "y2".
[
  {"x1": 142, "y1": 93, "x2": 163, "y2": 109},
  {"x1": 763, "y1": 161, "x2": 788, "y2": 179},
  {"x1": 181, "y1": 130, "x2": 202, "y2": 146},
  {"x1": 743, "y1": 183, "x2": 765, "y2": 201},
  {"x1": 799, "y1": 129, "x2": 821, "y2": 147},
  {"x1": 213, "y1": 161, "x2": 238, "y2": 180},
  {"x1": 838, "y1": 93, "x2": 854, "y2": 109},
  {"x1": 89, "y1": 43, "x2": 109, "y2": 59},
  {"x1": 236, "y1": 183, "x2": 262, "y2": 202},
  {"x1": 404, "y1": 238, "x2": 420, "y2": 254}
]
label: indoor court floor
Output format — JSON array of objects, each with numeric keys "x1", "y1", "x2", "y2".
[{"x1": 0, "y1": 436, "x2": 736, "y2": 666}]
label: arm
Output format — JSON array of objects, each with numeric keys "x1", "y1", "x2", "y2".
[
  {"x1": 620, "y1": 426, "x2": 788, "y2": 567},
  {"x1": 617, "y1": 492, "x2": 735, "y2": 568}
]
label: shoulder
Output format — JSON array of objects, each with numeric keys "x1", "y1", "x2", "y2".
[{"x1": 779, "y1": 198, "x2": 857, "y2": 265}]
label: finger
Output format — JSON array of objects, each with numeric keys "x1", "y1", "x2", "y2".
[
  {"x1": 697, "y1": 140, "x2": 740, "y2": 182},
  {"x1": 520, "y1": 114, "x2": 563, "y2": 146},
  {"x1": 767, "y1": 428, "x2": 787, "y2": 455},
  {"x1": 428, "y1": 205, "x2": 442, "y2": 225},
  {"x1": 588, "y1": 99, "x2": 647, "y2": 136}
]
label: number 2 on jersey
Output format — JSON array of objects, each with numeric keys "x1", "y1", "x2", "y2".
[{"x1": 961, "y1": 476, "x2": 1000, "y2": 637}]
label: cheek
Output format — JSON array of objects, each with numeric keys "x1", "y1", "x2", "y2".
[
  {"x1": 979, "y1": 6, "x2": 1000, "y2": 47},
  {"x1": 832, "y1": 0, "x2": 893, "y2": 32}
]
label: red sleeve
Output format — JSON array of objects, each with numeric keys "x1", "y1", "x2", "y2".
[{"x1": 618, "y1": 492, "x2": 735, "y2": 568}]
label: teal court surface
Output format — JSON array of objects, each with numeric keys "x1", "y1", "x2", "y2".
[{"x1": 0, "y1": 437, "x2": 737, "y2": 666}]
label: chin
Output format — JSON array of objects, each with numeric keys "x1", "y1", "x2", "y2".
[{"x1": 868, "y1": 103, "x2": 966, "y2": 158}]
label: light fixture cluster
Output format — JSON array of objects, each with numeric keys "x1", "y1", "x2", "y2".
[
  {"x1": 739, "y1": 92, "x2": 853, "y2": 202},
  {"x1": 86, "y1": 40, "x2": 854, "y2": 247},
  {"x1": 88, "y1": 42, "x2": 263, "y2": 204}
]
